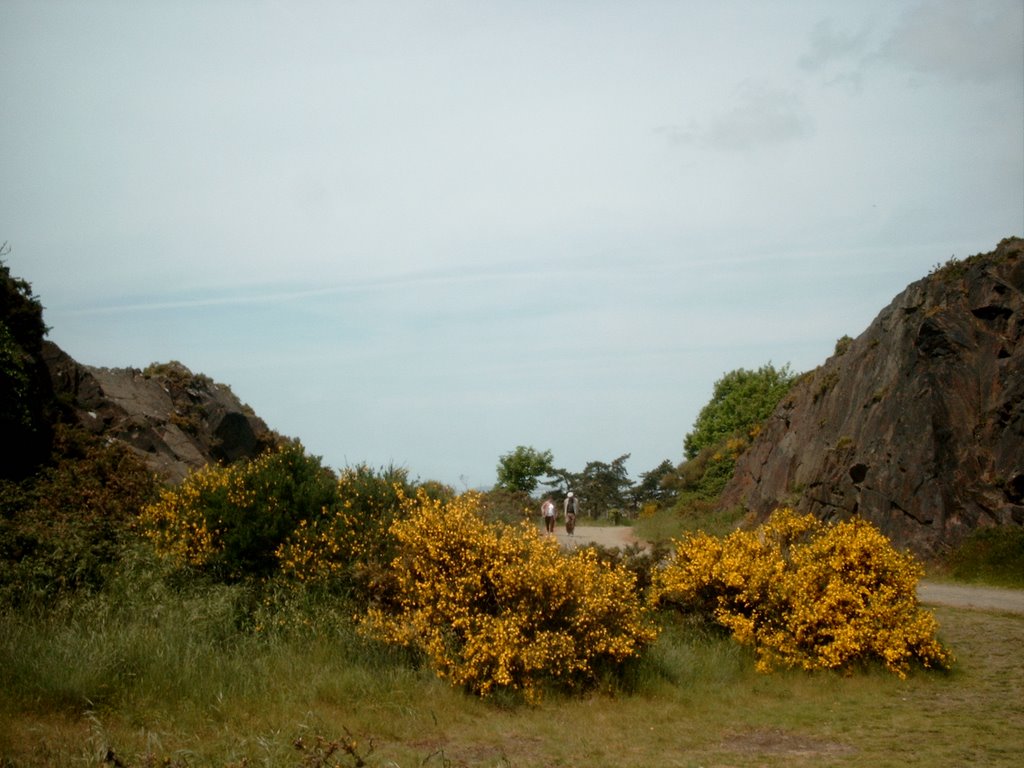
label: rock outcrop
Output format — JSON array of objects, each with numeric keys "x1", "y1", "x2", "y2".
[
  {"x1": 44, "y1": 344, "x2": 275, "y2": 483},
  {"x1": 719, "y1": 237, "x2": 1024, "y2": 557}
]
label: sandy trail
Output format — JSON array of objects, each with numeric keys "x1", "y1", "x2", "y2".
[{"x1": 553, "y1": 525, "x2": 1024, "y2": 615}]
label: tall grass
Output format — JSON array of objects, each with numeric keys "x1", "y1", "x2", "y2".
[
  {"x1": 634, "y1": 500, "x2": 747, "y2": 544},
  {"x1": 2, "y1": 550, "x2": 1021, "y2": 767},
  {"x1": 946, "y1": 525, "x2": 1024, "y2": 587}
]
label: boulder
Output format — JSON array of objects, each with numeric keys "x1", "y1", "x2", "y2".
[
  {"x1": 719, "y1": 237, "x2": 1024, "y2": 557},
  {"x1": 44, "y1": 345, "x2": 275, "y2": 483}
]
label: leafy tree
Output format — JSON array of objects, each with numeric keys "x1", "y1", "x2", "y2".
[
  {"x1": 495, "y1": 445, "x2": 554, "y2": 494},
  {"x1": 573, "y1": 454, "x2": 632, "y2": 519},
  {"x1": 632, "y1": 459, "x2": 676, "y2": 507},
  {"x1": 1, "y1": 246, "x2": 57, "y2": 478},
  {"x1": 683, "y1": 363, "x2": 797, "y2": 460}
]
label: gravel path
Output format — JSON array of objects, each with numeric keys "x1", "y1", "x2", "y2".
[
  {"x1": 554, "y1": 526, "x2": 1024, "y2": 615},
  {"x1": 916, "y1": 581, "x2": 1024, "y2": 615}
]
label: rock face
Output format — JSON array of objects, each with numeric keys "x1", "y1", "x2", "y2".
[
  {"x1": 44, "y1": 344, "x2": 275, "y2": 483},
  {"x1": 719, "y1": 237, "x2": 1024, "y2": 557}
]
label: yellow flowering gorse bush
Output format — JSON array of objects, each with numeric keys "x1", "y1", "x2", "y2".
[
  {"x1": 140, "y1": 461, "x2": 240, "y2": 569},
  {"x1": 650, "y1": 508, "x2": 952, "y2": 677},
  {"x1": 275, "y1": 466, "x2": 409, "y2": 587},
  {"x1": 140, "y1": 443, "x2": 349, "y2": 581},
  {"x1": 361, "y1": 489, "x2": 657, "y2": 700}
]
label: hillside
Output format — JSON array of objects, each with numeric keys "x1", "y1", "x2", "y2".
[
  {"x1": 2, "y1": 253, "x2": 277, "y2": 481},
  {"x1": 43, "y1": 345, "x2": 277, "y2": 483},
  {"x1": 719, "y1": 236, "x2": 1024, "y2": 557}
]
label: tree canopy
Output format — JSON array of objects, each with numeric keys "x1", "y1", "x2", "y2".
[
  {"x1": 683, "y1": 363, "x2": 797, "y2": 460},
  {"x1": 495, "y1": 445, "x2": 554, "y2": 494}
]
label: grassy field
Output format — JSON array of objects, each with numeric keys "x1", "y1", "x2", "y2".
[
  {"x1": 2, "y1": 584, "x2": 1021, "y2": 767},
  {"x1": 3, "y1": 501, "x2": 1021, "y2": 767}
]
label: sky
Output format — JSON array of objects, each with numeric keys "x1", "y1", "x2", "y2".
[{"x1": 2, "y1": 1, "x2": 1022, "y2": 490}]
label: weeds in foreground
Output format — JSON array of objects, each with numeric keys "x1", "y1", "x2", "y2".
[
  {"x1": 4, "y1": 599, "x2": 1017, "y2": 767},
  {"x1": 946, "y1": 525, "x2": 1024, "y2": 588}
]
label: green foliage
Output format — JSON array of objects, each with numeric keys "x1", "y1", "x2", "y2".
[
  {"x1": 947, "y1": 525, "x2": 1024, "y2": 587},
  {"x1": 279, "y1": 462, "x2": 416, "y2": 604},
  {"x1": 662, "y1": 433, "x2": 751, "y2": 527},
  {"x1": 0, "y1": 425, "x2": 159, "y2": 607},
  {"x1": 571, "y1": 453, "x2": 632, "y2": 518},
  {"x1": 0, "y1": 320, "x2": 34, "y2": 435},
  {"x1": 140, "y1": 448, "x2": 422, "y2": 602},
  {"x1": 585, "y1": 540, "x2": 672, "y2": 597},
  {"x1": 834, "y1": 334, "x2": 853, "y2": 356},
  {"x1": 683, "y1": 363, "x2": 796, "y2": 460},
  {"x1": 476, "y1": 486, "x2": 535, "y2": 524},
  {"x1": 669, "y1": 362, "x2": 796, "y2": 517},
  {"x1": 651, "y1": 509, "x2": 953, "y2": 677},
  {"x1": 632, "y1": 458, "x2": 676, "y2": 508},
  {"x1": 0, "y1": 245, "x2": 47, "y2": 350},
  {"x1": 0, "y1": 248, "x2": 55, "y2": 478},
  {"x1": 142, "y1": 360, "x2": 216, "y2": 389},
  {"x1": 495, "y1": 445, "x2": 554, "y2": 494},
  {"x1": 635, "y1": 501, "x2": 746, "y2": 544},
  {"x1": 141, "y1": 442, "x2": 342, "y2": 581}
]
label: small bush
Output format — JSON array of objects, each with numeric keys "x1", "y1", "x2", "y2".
[
  {"x1": 276, "y1": 463, "x2": 414, "y2": 602},
  {"x1": 361, "y1": 489, "x2": 658, "y2": 700},
  {"x1": 585, "y1": 540, "x2": 672, "y2": 596},
  {"x1": 0, "y1": 425, "x2": 158, "y2": 606},
  {"x1": 650, "y1": 508, "x2": 952, "y2": 677},
  {"x1": 948, "y1": 525, "x2": 1024, "y2": 587},
  {"x1": 476, "y1": 486, "x2": 535, "y2": 525},
  {"x1": 140, "y1": 442, "x2": 341, "y2": 581}
]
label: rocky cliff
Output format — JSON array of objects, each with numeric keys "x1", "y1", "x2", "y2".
[
  {"x1": 44, "y1": 344, "x2": 276, "y2": 483},
  {"x1": 719, "y1": 237, "x2": 1024, "y2": 557}
]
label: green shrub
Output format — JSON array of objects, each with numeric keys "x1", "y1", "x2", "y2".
[
  {"x1": 0, "y1": 425, "x2": 158, "y2": 607},
  {"x1": 140, "y1": 441, "x2": 340, "y2": 581},
  {"x1": 585, "y1": 540, "x2": 672, "y2": 596},
  {"x1": 1, "y1": 253, "x2": 56, "y2": 478},
  {"x1": 476, "y1": 486, "x2": 535, "y2": 525},
  {"x1": 683, "y1": 364, "x2": 796, "y2": 460},
  {"x1": 276, "y1": 463, "x2": 415, "y2": 603},
  {"x1": 948, "y1": 525, "x2": 1024, "y2": 587},
  {"x1": 140, "y1": 448, "x2": 423, "y2": 603}
]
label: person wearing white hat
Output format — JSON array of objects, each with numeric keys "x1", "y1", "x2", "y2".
[{"x1": 563, "y1": 492, "x2": 578, "y2": 536}]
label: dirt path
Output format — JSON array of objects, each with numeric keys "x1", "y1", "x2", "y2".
[
  {"x1": 916, "y1": 582, "x2": 1024, "y2": 615},
  {"x1": 556, "y1": 526, "x2": 1024, "y2": 615},
  {"x1": 553, "y1": 525, "x2": 644, "y2": 551}
]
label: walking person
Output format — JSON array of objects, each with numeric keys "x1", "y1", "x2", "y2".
[
  {"x1": 541, "y1": 497, "x2": 556, "y2": 534},
  {"x1": 564, "y1": 492, "x2": 578, "y2": 536}
]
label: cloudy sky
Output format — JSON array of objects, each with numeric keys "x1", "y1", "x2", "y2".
[{"x1": 2, "y1": 1, "x2": 1022, "y2": 489}]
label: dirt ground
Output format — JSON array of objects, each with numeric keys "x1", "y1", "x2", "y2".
[
  {"x1": 552, "y1": 524, "x2": 644, "y2": 551},
  {"x1": 554, "y1": 525, "x2": 1024, "y2": 616}
]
